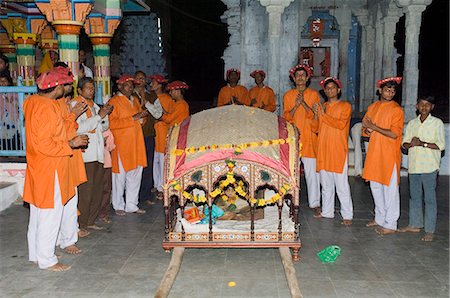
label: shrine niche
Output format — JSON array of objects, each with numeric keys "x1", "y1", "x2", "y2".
[{"x1": 298, "y1": 47, "x2": 331, "y2": 77}]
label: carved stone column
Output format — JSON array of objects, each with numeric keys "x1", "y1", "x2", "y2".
[
  {"x1": 260, "y1": 0, "x2": 294, "y2": 109},
  {"x1": 336, "y1": 4, "x2": 351, "y2": 100},
  {"x1": 221, "y1": 0, "x2": 241, "y2": 73},
  {"x1": 396, "y1": 0, "x2": 431, "y2": 120},
  {"x1": 382, "y1": 7, "x2": 402, "y2": 77}
]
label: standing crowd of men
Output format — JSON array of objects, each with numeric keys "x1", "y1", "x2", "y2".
[{"x1": 20, "y1": 57, "x2": 445, "y2": 271}]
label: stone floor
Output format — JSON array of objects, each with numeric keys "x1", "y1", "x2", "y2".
[{"x1": 0, "y1": 176, "x2": 448, "y2": 298}]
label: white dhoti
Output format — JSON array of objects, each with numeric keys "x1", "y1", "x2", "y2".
[
  {"x1": 112, "y1": 155, "x2": 143, "y2": 212},
  {"x1": 319, "y1": 161, "x2": 353, "y2": 220},
  {"x1": 369, "y1": 165, "x2": 400, "y2": 230},
  {"x1": 28, "y1": 172, "x2": 62, "y2": 269},
  {"x1": 351, "y1": 123, "x2": 363, "y2": 176},
  {"x1": 301, "y1": 157, "x2": 321, "y2": 208},
  {"x1": 153, "y1": 152, "x2": 164, "y2": 192},
  {"x1": 56, "y1": 187, "x2": 79, "y2": 250}
]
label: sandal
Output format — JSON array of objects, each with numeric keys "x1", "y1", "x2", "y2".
[
  {"x1": 311, "y1": 207, "x2": 322, "y2": 217},
  {"x1": 99, "y1": 217, "x2": 112, "y2": 224},
  {"x1": 45, "y1": 263, "x2": 71, "y2": 272},
  {"x1": 156, "y1": 191, "x2": 164, "y2": 200},
  {"x1": 145, "y1": 200, "x2": 156, "y2": 205},
  {"x1": 132, "y1": 208, "x2": 146, "y2": 214},
  {"x1": 63, "y1": 245, "x2": 82, "y2": 255},
  {"x1": 115, "y1": 210, "x2": 126, "y2": 216},
  {"x1": 421, "y1": 233, "x2": 434, "y2": 242}
]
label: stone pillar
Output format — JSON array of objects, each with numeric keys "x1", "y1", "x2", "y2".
[
  {"x1": 382, "y1": 13, "x2": 401, "y2": 77},
  {"x1": 336, "y1": 5, "x2": 351, "y2": 100},
  {"x1": 13, "y1": 33, "x2": 37, "y2": 86},
  {"x1": 364, "y1": 24, "x2": 376, "y2": 103},
  {"x1": 355, "y1": 12, "x2": 368, "y2": 111},
  {"x1": 260, "y1": 0, "x2": 294, "y2": 109},
  {"x1": 401, "y1": 4, "x2": 430, "y2": 121},
  {"x1": 221, "y1": 0, "x2": 241, "y2": 72},
  {"x1": 374, "y1": 19, "x2": 384, "y2": 87},
  {"x1": 90, "y1": 35, "x2": 112, "y2": 101}
]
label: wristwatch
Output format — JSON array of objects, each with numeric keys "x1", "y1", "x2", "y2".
[{"x1": 423, "y1": 142, "x2": 428, "y2": 148}]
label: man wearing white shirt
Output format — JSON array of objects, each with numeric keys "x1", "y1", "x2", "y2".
[
  {"x1": 74, "y1": 77, "x2": 113, "y2": 233},
  {"x1": 79, "y1": 50, "x2": 93, "y2": 79}
]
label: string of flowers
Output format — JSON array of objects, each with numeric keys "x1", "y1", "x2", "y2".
[
  {"x1": 171, "y1": 137, "x2": 295, "y2": 156},
  {"x1": 169, "y1": 160, "x2": 291, "y2": 206}
]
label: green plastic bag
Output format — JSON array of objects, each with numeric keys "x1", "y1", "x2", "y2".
[{"x1": 317, "y1": 245, "x2": 341, "y2": 263}]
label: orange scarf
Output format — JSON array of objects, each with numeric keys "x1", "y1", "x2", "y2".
[{"x1": 73, "y1": 96, "x2": 96, "y2": 133}]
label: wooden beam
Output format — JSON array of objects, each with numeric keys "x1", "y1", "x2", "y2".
[
  {"x1": 279, "y1": 247, "x2": 302, "y2": 298},
  {"x1": 154, "y1": 247, "x2": 185, "y2": 298}
]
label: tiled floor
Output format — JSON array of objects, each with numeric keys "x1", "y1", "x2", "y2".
[{"x1": 0, "y1": 176, "x2": 448, "y2": 297}]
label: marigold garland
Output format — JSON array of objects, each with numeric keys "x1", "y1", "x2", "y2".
[{"x1": 171, "y1": 137, "x2": 295, "y2": 156}]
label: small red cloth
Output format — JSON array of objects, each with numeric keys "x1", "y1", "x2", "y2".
[
  {"x1": 376, "y1": 76, "x2": 402, "y2": 88},
  {"x1": 320, "y1": 76, "x2": 342, "y2": 89},
  {"x1": 250, "y1": 70, "x2": 266, "y2": 78},
  {"x1": 116, "y1": 74, "x2": 134, "y2": 84},
  {"x1": 226, "y1": 68, "x2": 240, "y2": 79},
  {"x1": 148, "y1": 74, "x2": 168, "y2": 84},
  {"x1": 166, "y1": 80, "x2": 189, "y2": 91},
  {"x1": 36, "y1": 68, "x2": 74, "y2": 90},
  {"x1": 289, "y1": 64, "x2": 313, "y2": 78}
]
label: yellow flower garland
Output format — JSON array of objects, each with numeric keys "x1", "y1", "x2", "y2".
[{"x1": 171, "y1": 137, "x2": 295, "y2": 156}]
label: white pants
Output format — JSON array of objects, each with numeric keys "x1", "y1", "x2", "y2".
[
  {"x1": 301, "y1": 157, "x2": 321, "y2": 208},
  {"x1": 370, "y1": 165, "x2": 400, "y2": 230},
  {"x1": 351, "y1": 123, "x2": 363, "y2": 176},
  {"x1": 112, "y1": 155, "x2": 143, "y2": 212},
  {"x1": 319, "y1": 161, "x2": 353, "y2": 220},
  {"x1": 153, "y1": 152, "x2": 164, "y2": 192},
  {"x1": 28, "y1": 173, "x2": 62, "y2": 269},
  {"x1": 56, "y1": 187, "x2": 79, "y2": 249}
]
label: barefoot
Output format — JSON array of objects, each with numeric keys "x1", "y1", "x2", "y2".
[
  {"x1": 45, "y1": 263, "x2": 71, "y2": 272},
  {"x1": 132, "y1": 208, "x2": 146, "y2": 214},
  {"x1": 311, "y1": 207, "x2": 322, "y2": 217},
  {"x1": 63, "y1": 245, "x2": 82, "y2": 255},
  {"x1": 421, "y1": 232, "x2": 434, "y2": 242},
  {"x1": 375, "y1": 227, "x2": 396, "y2": 235},
  {"x1": 115, "y1": 210, "x2": 126, "y2": 216},
  {"x1": 341, "y1": 219, "x2": 353, "y2": 226},
  {"x1": 156, "y1": 191, "x2": 164, "y2": 200},
  {"x1": 397, "y1": 226, "x2": 421, "y2": 233},
  {"x1": 145, "y1": 200, "x2": 156, "y2": 205},
  {"x1": 99, "y1": 216, "x2": 112, "y2": 224},
  {"x1": 87, "y1": 224, "x2": 105, "y2": 231},
  {"x1": 313, "y1": 213, "x2": 323, "y2": 219},
  {"x1": 366, "y1": 220, "x2": 379, "y2": 227},
  {"x1": 78, "y1": 229, "x2": 90, "y2": 238}
]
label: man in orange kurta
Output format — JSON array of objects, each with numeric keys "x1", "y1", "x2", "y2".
[
  {"x1": 248, "y1": 70, "x2": 276, "y2": 112},
  {"x1": 163, "y1": 81, "x2": 190, "y2": 126},
  {"x1": 283, "y1": 64, "x2": 321, "y2": 214},
  {"x1": 313, "y1": 77, "x2": 353, "y2": 224},
  {"x1": 147, "y1": 74, "x2": 174, "y2": 195},
  {"x1": 109, "y1": 75, "x2": 147, "y2": 215},
  {"x1": 217, "y1": 68, "x2": 250, "y2": 106},
  {"x1": 362, "y1": 77, "x2": 404, "y2": 235},
  {"x1": 24, "y1": 69, "x2": 88, "y2": 271}
]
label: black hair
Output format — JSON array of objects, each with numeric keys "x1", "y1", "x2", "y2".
[
  {"x1": 322, "y1": 78, "x2": 342, "y2": 99},
  {"x1": 0, "y1": 72, "x2": 13, "y2": 86},
  {"x1": 417, "y1": 95, "x2": 435, "y2": 105},
  {"x1": 77, "y1": 77, "x2": 95, "y2": 90},
  {"x1": 290, "y1": 67, "x2": 311, "y2": 87},
  {"x1": 0, "y1": 54, "x2": 9, "y2": 65},
  {"x1": 37, "y1": 86, "x2": 57, "y2": 94},
  {"x1": 376, "y1": 81, "x2": 399, "y2": 98},
  {"x1": 54, "y1": 61, "x2": 69, "y2": 68},
  {"x1": 135, "y1": 70, "x2": 146, "y2": 76}
]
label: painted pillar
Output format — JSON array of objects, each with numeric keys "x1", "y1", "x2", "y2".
[
  {"x1": 260, "y1": 0, "x2": 294, "y2": 111},
  {"x1": 336, "y1": 4, "x2": 351, "y2": 100},
  {"x1": 13, "y1": 33, "x2": 37, "y2": 86},
  {"x1": 401, "y1": 4, "x2": 430, "y2": 121},
  {"x1": 0, "y1": 31, "x2": 18, "y2": 81},
  {"x1": 90, "y1": 35, "x2": 112, "y2": 102},
  {"x1": 53, "y1": 22, "x2": 83, "y2": 79},
  {"x1": 39, "y1": 24, "x2": 58, "y2": 54}
]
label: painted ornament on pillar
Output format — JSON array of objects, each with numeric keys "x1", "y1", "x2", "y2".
[{"x1": 310, "y1": 18, "x2": 323, "y2": 47}]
